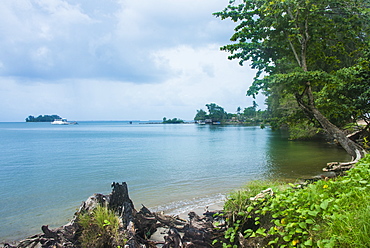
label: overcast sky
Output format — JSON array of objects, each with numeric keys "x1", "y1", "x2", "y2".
[{"x1": 0, "y1": 0, "x2": 265, "y2": 122}]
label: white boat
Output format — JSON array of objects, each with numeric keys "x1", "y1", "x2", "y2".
[
  {"x1": 51, "y1": 118, "x2": 69, "y2": 125},
  {"x1": 51, "y1": 118, "x2": 77, "y2": 125}
]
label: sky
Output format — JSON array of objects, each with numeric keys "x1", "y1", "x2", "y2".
[{"x1": 0, "y1": 0, "x2": 265, "y2": 122}]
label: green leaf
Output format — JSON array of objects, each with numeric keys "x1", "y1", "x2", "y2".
[
  {"x1": 283, "y1": 235, "x2": 291, "y2": 242},
  {"x1": 304, "y1": 239, "x2": 313, "y2": 246},
  {"x1": 268, "y1": 237, "x2": 279, "y2": 245},
  {"x1": 305, "y1": 219, "x2": 314, "y2": 224},
  {"x1": 256, "y1": 228, "x2": 267, "y2": 237},
  {"x1": 272, "y1": 213, "x2": 279, "y2": 218},
  {"x1": 308, "y1": 210, "x2": 319, "y2": 216},
  {"x1": 298, "y1": 222, "x2": 307, "y2": 229},
  {"x1": 320, "y1": 200, "x2": 329, "y2": 210}
]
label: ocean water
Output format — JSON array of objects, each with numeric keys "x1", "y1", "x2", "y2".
[{"x1": 0, "y1": 121, "x2": 350, "y2": 241}]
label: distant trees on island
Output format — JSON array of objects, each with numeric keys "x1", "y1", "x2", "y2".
[
  {"x1": 162, "y1": 117, "x2": 184, "y2": 124},
  {"x1": 26, "y1": 115, "x2": 61, "y2": 122},
  {"x1": 194, "y1": 102, "x2": 267, "y2": 125}
]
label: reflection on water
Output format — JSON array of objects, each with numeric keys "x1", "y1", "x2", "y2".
[{"x1": 264, "y1": 129, "x2": 351, "y2": 180}]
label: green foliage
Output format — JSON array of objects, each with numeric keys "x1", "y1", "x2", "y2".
[
  {"x1": 206, "y1": 103, "x2": 227, "y2": 122},
  {"x1": 26, "y1": 114, "x2": 61, "y2": 122},
  {"x1": 363, "y1": 137, "x2": 370, "y2": 150},
  {"x1": 315, "y1": 62, "x2": 370, "y2": 127},
  {"x1": 194, "y1": 102, "x2": 269, "y2": 124},
  {"x1": 77, "y1": 205, "x2": 125, "y2": 248},
  {"x1": 288, "y1": 120, "x2": 321, "y2": 140},
  {"x1": 162, "y1": 117, "x2": 184, "y2": 124},
  {"x1": 194, "y1": 109, "x2": 207, "y2": 121},
  {"x1": 215, "y1": 0, "x2": 370, "y2": 142},
  {"x1": 219, "y1": 154, "x2": 370, "y2": 247},
  {"x1": 224, "y1": 180, "x2": 288, "y2": 213}
]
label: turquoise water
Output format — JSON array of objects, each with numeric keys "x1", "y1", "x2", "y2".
[{"x1": 0, "y1": 122, "x2": 350, "y2": 241}]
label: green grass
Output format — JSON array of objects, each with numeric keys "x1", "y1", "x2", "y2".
[
  {"x1": 218, "y1": 154, "x2": 370, "y2": 248},
  {"x1": 77, "y1": 204, "x2": 125, "y2": 248}
]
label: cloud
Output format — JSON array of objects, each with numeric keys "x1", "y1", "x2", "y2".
[
  {"x1": 0, "y1": 43, "x2": 261, "y2": 122},
  {"x1": 0, "y1": 0, "x2": 235, "y2": 82},
  {"x1": 0, "y1": 0, "x2": 265, "y2": 121}
]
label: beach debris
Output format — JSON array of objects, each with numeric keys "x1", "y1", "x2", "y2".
[
  {"x1": 249, "y1": 188, "x2": 274, "y2": 201},
  {"x1": 2, "y1": 182, "x2": 223, "y2": 248}
]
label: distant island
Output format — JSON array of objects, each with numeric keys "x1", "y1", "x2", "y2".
[
  {"x1": 162, "y1": 117, "x2": 184, "y2": 124},
  {"x1": 26, "y1": 115, "x2": 61, "y2": 122}
]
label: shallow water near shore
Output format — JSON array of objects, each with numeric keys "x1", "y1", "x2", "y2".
[{"x1": 0, "y1": 121, "x2": 350, "y2": 242}]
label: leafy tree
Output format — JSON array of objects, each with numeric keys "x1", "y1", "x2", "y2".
[
  {"x1": 206, "y1": 103, "x2": 227, "y2": 122},
  {"x1": 316, "y1": 51, "x2": 370, "y2": 127},
  {"x1": 243, "y1": 101, "x2": 259, "y2": 118},
  {"x1": 243, "y1": 106, "x2": 256, "y2": 118},
  {"x1": 194, "y1": 109, "x2": 208, "y2": 121},
  {"x1": 215, "y1": 0, "x2": 369, "y2": 159}
]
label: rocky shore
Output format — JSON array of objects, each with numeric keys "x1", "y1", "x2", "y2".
[{"x1": 1, "y1": 182, "x2": 224, "y2": 248}]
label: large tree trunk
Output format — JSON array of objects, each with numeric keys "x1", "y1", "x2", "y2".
[
  {"x1": 311, "y1": 107, "x2": 364, "y2": 160},
  {"x1": 295, "y1": 85, "x2": 366, "y2": 161},
  {"x1": 288, "y1": 13, "x2": 366, "y2": 161}
]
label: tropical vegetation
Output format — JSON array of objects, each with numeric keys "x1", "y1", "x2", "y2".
[
  {"x1": 214, "y1": 0, "x2": 370, "y2": 159},
  {"x1": 162, "y1": 117, "x2": 184, "y2": 124},
  {"x1": 25, "y1": 114, "x2": 61, "y2": 122},
  {"x1": 215, "y1": 154, "x2": 370, "y2": 248},
  {"x1": 194, "y1": 102, "x2": 268, "y2": 124}
]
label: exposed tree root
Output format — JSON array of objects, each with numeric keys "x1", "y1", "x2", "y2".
[
  {"x1": 324, "y1": 148, "x2": 367, "y2": 172},
  {"x1": 2, "y1": 182, "x2": 223, "y2": 248}
]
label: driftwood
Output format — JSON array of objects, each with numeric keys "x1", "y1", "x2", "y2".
[
  {"x1": 323, "y1": 161, "x2": 357, "y2": 172},
  {"x1": 249, "y1": 188, "x2": 273, "y2": 201},
  {"x1": 322, "y1": 126, "x2": 369, "y2": 172},
  {"x1": 2, "y1": 182, "x2": 222, "y2": 248}
]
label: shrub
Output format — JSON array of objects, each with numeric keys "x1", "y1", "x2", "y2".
[
  {"x1": 77, "y1": 205, "x2": 125, "y2": 248},
  {"x1": 218, "y1": 154, "x2": 370, "y2": 247}
]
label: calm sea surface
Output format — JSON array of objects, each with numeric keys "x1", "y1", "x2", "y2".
[{"x1": 0, "y1": 121, "x2": 350, "y2": 241}]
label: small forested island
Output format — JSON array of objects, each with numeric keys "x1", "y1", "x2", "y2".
[
  {"x1": 25, "y1": 115, "x2": 61, "y2": 122},
  {"x1": 162, "y1": 117, "x2": 184, "y2": 124}
]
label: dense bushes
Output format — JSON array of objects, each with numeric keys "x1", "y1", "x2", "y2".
[{"x1": 217, "y1": 154, "x2": 370, "y2": 247}]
